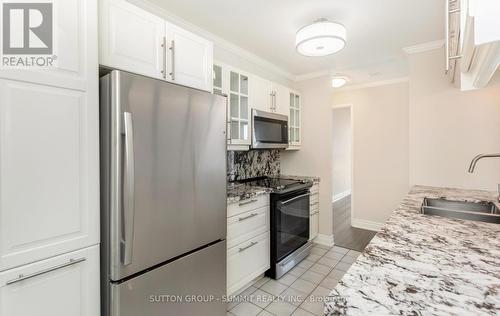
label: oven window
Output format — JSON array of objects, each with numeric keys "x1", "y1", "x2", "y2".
[
  {"x1": 276, "y1": 193, "x2": 309, "y2": 262},
  {"x1": 254, "y1": 117, "x2": 287, "y2": 143}
]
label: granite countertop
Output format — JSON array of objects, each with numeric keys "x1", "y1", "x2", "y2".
[
  {"x1": 326, "y1": 185, "x2": 500, "y2": 315},
  {"x1": 227, "y1": 175, "x2": 319, "y2": 204},
  {"x1": 281, "y1": 174, "x2": 321, "y2": 183},
  {"x1": 227, "y1": 183, "x2": 273, "y2": 204}
]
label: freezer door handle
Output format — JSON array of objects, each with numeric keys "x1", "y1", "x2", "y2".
[{"x1": 122, "y1": 112, "x2": 135, "y2": 266}]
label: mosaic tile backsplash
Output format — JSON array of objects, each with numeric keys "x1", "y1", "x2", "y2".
[{"x1": 227, "y1": 150, "x2": 280, "y2": 182}]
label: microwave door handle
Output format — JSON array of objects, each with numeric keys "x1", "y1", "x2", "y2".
[
  {"x1": 280, "y1": 193, "x2": 310, "y2": 205},
  {"x1": 122, "y1": 112, "x2": 135, "y2": 266}
]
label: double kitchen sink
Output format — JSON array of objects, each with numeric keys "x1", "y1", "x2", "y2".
[{"x1": 421, "y1": 198, "x2": 500, "y2": 224}]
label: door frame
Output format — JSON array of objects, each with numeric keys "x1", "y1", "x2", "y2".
[{"x1": 331, "y1": 103, "x2": 354, "y2": 230}]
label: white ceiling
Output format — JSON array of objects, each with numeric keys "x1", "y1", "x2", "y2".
[{"x1": 148, "y1": 0, "x2": 445, "y2": 81}]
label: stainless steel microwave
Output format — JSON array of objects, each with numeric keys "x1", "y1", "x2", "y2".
[{"x1": 252, "y1": 109, "x2": 289, "y2": 149}]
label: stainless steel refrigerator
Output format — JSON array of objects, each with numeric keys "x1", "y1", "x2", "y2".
[{"x1": 99, "y1": 70, "x2": 227, "y2": 316}]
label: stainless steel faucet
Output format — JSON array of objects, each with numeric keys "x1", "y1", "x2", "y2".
[
  {"x1": 468, "y1": 153, "x2": 500, "y2": 202},
  {"x1": 468, "y1": 153, "x2": 500, "y2": 173}
]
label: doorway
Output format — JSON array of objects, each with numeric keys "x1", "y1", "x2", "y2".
[{"x1": 332, "y1": 105, "x2": 375, "y2": 251}]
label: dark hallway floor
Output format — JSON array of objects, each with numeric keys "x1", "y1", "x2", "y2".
[{"x1": 332, "y1": 195, "x2": 376, "y2": 251}]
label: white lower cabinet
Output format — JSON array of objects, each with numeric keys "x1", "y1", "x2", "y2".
[
  {"x1": 0, "y1": 245, "x2": 99, "y2": 316},
  {"x1": 309, "y1": 182, "x2": 320, "y2": 241},
  {"x1": 226, "y1": 195, "x2": 270, "y2": 296},
  {"x1": 310, "y1": 213, "x2": 319, "y2": 241},
  {"x1": 227, "y1": 206, "x2": 269, "y2": 249},
  {"x1": 227, "y1": 232, "x2": 270, "y2": 296}
]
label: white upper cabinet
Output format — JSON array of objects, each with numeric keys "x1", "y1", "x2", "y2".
[
  {"x1": 0, "y1": 245, "x2": 99, "y2": 316},
  {"x1": 99, "y1": 0, "x2": 164, "y2": 79},
  {"x1": 447, "y1": 0, "x2": 500, "y2": 90},
  {"x1": 0, "y1": 0, "x2": 97, "y2": 92},
  {"x1": 288, "y1": 91, "x2": 301, "y2": 150},
  {"x1": 249, "y1": 74, "x2": 272, "y2": 113},
  {"x1": 272, "y1": 82, "x2": 291, "y2": 116},
  {"x1": 249, "y1": 75, "x2": 290, "y2": 116},
  {"x1": 99, "y1": 0, "x2": 214, "y2": 91},
  {"x1": 166, "y1": 23, "x2": 213, "y2": 91},
  {"x1": 0, "y1": 0, "x2": 99, "y2": 271},
  {"x1": 227, "y1": 67, "x2": 251, "y2": 146}
]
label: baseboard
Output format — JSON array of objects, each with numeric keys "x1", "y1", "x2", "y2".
[
  {"x1": 313, "y1": 234, "x2": 335, "y2": 247},
  {"x1": 332, "y1": 190, "x2": 351, "y2": 203},
  {"x1": 351, "y1": 218, "x2": 384, "y2": 232}
]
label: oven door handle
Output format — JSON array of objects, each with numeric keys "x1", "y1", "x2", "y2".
[{"x1": 279, "y1": 193, "x2": 310, "y2": 205}]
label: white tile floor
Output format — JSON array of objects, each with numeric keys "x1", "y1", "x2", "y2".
[{"x1": 227, "y1": 245, "x2": 361, "y2": 316}]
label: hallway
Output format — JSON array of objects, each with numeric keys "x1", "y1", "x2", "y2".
[{"x1": 332, "y1": 195, "x2": 376, "y2": 251}]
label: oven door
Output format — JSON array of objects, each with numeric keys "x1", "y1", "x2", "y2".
[
  {"x1": 252, "y1": 110, "x2": 289, "y2": 149},
  {"x1": 275, "y1": 191, "x2": 310, "y2": 262}
]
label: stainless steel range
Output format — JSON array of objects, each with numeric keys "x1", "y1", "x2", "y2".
[{"x1": 244, "y1": 177, "x2": 313, "y2": 279}]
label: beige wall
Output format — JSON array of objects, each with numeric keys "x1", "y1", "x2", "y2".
[
  {"x1": 409, "y1": 49, "x2": 500, "y2": 191},
  {"x1": 332, "y1": 83, "x2": 410, "y2": 224},
  {"x1": 283, "y1": 48, "x2": 500, "y2": 233},
  {"x1": 332, "y1": 107, "x2": 352, "y2": 198},
  {"x1": 281, "y1": 77, "x2": 334, "y2": 238}
]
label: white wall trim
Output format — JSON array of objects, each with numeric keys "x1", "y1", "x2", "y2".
[
  {"x1": 351, "y1": 218, "x2": 384, "y2": 232},
  {"x1": 314, "y1": 234, "x2": 335, "y2": 247},
  {"x1": 334, "y1": 77, "x2": 409, "y2": 92},
  {"x1": 130, "y1": 0, "x2": 295, "y2": 81},
  {"x1": 332, "y1": 190, "x2": 351, "y2": 203},
  {"x1": 402, "y1": 39, "x2": 445, "y2": 55}
]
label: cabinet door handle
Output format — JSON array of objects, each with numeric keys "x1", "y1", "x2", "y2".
[
  {"x1": 161, "y1": 36, "x2": 167, "y2": 79},
  {"x1": 239, "y1": 198, "x2": 258, "y2": 206},
  {"x1": 169, "y1": 40, "x2": 175, "y2": 80},
  {"x1": 239, "y1": 241, "x2": 258, "y2": 252},
  {"x1": 123, "y1": 112, "x2": 135, "y2": 266},
  {"x1": 445, "y1": 0, "x2": 462, "y2": 74},
  {"x1": 6, "y1": 258, "x2": 86, "y2": 285},
  {"x1": 238, "y1": 213, "x2": 258, "y2": 222}
]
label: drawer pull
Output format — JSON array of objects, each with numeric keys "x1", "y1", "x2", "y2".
[
  {"x1": 6, "y1": 258, "x2": 86, "y2": 285},
  {"x1": 239, "y1": 199, "x2": 258, "y2": 206},
  {"x1": 238, "y1": 213, "x2": 258, "y2": 222},
  {"x1": 239, "y1": 241, "x2": 258, "y2": 252}
]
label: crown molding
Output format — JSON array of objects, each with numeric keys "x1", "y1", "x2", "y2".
[
  {"x1": 131, "y1": 0, "x2": 295, "y2": 81},
  {"x1": 402, "y1": 39, "x2": 445, "y2": 54},
  {"x1": 333, "y1": 77, "x2": 409, "y2": 92},
  {"x1": 294, "y1": 70, "x2": 331, "y2": 82}
]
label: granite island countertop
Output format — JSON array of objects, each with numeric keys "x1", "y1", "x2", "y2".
[{"x1": 326, "y1": 185, "x2": 500, "y2": 315}]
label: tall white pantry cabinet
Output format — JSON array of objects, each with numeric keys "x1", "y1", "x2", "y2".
[{"x1": 0, "y1": 1, "x2": 100, "y2": 315}]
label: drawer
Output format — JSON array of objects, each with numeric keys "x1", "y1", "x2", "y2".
[
  {"x1": 227, "y1": 206, "x2": 269, "y2": 249},
  {"x1": 310, "y1": 194, "x2": 319, "y2": 207},
  {"x1": 227, "y1": 232, "x2": 270, "y2": 296},
  {"x1": 309, "y1": 213, "x2": 319, "y2": 241},
  {"x1": 227, "y1": 194, "x2": 269, "y2": 217},
  {"x1": 310, "y1": 203, "x2": 319, "y2": 215}
]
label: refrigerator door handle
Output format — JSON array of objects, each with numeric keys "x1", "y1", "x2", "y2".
[{"x1": 122, "y1": 112, "x2": 135, "y2": 266}]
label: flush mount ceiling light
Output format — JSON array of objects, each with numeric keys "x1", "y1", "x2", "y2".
[
  {"x1": 331, "y1": 76, "x2": 349, "y2": 88},
  {"x1": 296, "y1": 18, "x2": 346, "y2": 57}
]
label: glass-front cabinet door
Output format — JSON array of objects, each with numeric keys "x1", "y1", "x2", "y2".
[
  {"x1": 212, "y1": 64, "x2": 251, "y2": 149},
  {"x1": 288, "y1": 92, "x2": 301, "y2": 149},
  {"x1": 212, "y1": 64, "x2": 223, "y2": 96},
  {"x1": 228, "y1": 69, "x2": 250, "y2": 145}
]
